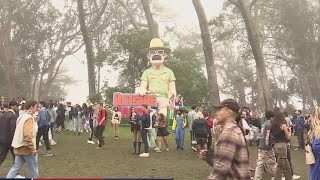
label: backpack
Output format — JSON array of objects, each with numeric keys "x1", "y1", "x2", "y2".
[
  {"x1": 194, "y1": 119, "x2": 209, "y2": 137},
  {"x1": 46, "y1": 110, "x2": 51, "y2": 122}
]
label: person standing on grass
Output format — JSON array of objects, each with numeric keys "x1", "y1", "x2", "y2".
[
  {"x1": 47, "y1": 103, "x2": 57, "y2": 146},
  {"x1": 172, "y1": 109, "x2": 187, "y2": 151},
  {"x1": 270, "y1": 111, "x2": 292, "y2": 180},
  {"x1": 138, "y1": 104, "x2": 151, "y2": 157},
  {"x1": 295, "y1": 110, "x2": 305, "y2": 151},
  {"x1": 192, "y1": 111, "x2": 209, "y2": 152},
  {"x1": 187, "y1": 105, "x2": 197, "y2": 152},
  {"x1": 155, "y1": 113, "x2": 170, "y2": 152},
  {"x1": 95, "y1": 102, "x2": 107, "y2": 149},
  {"x1": 253, "y1": 110, "x2": 277, "y2": 180},
  {"x1": 36, "y1": 101, "x2": 52, "y2": 157},
  {"x1": 129, "y1": 107, "x2": 142, "y2": 154},
  {"x1": 55, "y1": 104, "x2": 66, "y2": 134},
  {"x1": 6, "y1": 100, "x2": 39, "y2": 178},
  {"x1": 199, "y1": 99, "x2": 250, "y2": 180},
  {"x1": 111, "y1": 106, "x2": 121, "y2": 140},
  {"x1": 0, "y1": 101, "x2": 20, "y2": 165},
  {"x1": 87, "y1": 105, "x2": 95, "y2": 145},
  {"x1": 203, "y1": 111, "x2": 213, "y2": 149}
]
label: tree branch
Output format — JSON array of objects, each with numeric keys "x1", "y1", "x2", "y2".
[
  {"x1": 228, "y1": 0, "x2": 240, "y2": 7},
  {"x1": 249, "y1": 0, "x2": 259, "y2": 9},
  {"x1": 117, "y1": 0, "x2": 140, "y2": 31}
]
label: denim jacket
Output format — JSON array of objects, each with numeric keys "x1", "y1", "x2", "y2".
[{"x1": 37, "y1": 109, "x2": 49, "y2": 127}]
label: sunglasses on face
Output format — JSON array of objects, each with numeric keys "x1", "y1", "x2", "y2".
[{"x1": 149, "y1": 50, "x2": 165, "y2": 56}]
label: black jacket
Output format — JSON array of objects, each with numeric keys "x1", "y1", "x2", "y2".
[
  {"x1": 0, "y1": 110, "x2": 18, "y2": 144},
  {"x1": 139, "y1": 113, "x2": 150, "y2": 129},
  {"x1": 192, "y1": 118, "x2": 209, "y2": 138}
]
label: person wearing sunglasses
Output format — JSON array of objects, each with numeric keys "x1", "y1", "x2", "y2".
[{"x1": 139, "y1": 38, "x2": 176, "y2": 119}]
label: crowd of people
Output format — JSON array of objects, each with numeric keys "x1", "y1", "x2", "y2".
[{"x1": 0, "y1": 95, "x2": 320, "y2": 180}]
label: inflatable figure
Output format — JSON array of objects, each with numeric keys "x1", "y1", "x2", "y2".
[{"x1": 139, "y1": 38, "x2": 176, "y2": 117}]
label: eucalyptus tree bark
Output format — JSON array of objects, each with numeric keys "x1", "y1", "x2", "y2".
[
  {"x1": 0, "y1": 24, "x2": 16, "y2": 99},
  {"x1": 228, "y1": 0, "x2": 273, "y2": 110},
  {"x1": 140, "y1": 0, "x2": 159, "y2": 38},
  {"x1": 77, "y1": 0, "x2": 96, "y2": 95},
  {"x1": 192, "y1": 0, "x2": 220, "y2": 104}
]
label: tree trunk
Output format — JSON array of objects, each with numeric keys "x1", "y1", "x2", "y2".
[
  {"x1": 300, "y1": 71, "x2": 315, "y2": 110},
  {"x1": 192, "y1": 0, "x2": 220, "y2": 105},
  {"x1": 141, "y1": 0, "x2": 159, "y2": 38},
  {"x1": 77, "y1": 0, "x2": 96, "y2": 95},
  {"x1": 31, "y1": 75, "x2": 38, "y2": 99},
  {"x1": 233, "y1": 0, "x2": 273, "y2": 110},
  {"x1": 0, "y1": 25, "x2": 16, "y2": 100},
  {"x1": 97, "y1": 65, "x2": 101, "y2": 91}
]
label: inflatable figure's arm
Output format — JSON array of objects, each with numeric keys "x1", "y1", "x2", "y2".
[
  {"x1": 140, "y1": 70, "x2": 148, "y2": 96},
  {"x1": 169, "y1": 81, "x2": 176, "y2": 98},
  {"x1": 139, "y1": 81, "x2": 148, "y2": 96}
]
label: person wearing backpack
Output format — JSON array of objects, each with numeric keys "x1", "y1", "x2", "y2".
[
  {"x1": 192, "y1": 112, "x2": 209, "y2": 152},
  {"x1": 36, "y1": 101, "x2": 52, "y2": 156}
]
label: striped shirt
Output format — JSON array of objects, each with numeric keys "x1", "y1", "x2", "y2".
[{"x1": 208, "y1": 121, "x2": 250, "y2": 180}]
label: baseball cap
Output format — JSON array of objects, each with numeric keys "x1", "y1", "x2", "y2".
[{"x1": 213, "y1": 99, "x2": 240, "y2": 113}]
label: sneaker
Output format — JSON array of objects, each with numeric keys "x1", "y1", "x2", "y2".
[
  {"x1": 43, "y1": 152, "x2": 53, "y2": 157},
  {"x1": 156, "y1": 149, "x2": 161, "y2": 153},
  {"x1": 15, "y1": 175, "x2": 25, "y2": 178},
  {"x1": 139, "y1": 153, "x2": 149, "y2": 157},
  {"x1": 39, "y1": 142, "x2": 42, "y2": 146},
  {"x1": 50, "y1": 140, "x2": 57, "y2": 146},
  {"x1": 292, "y1": 175, "x2": 301, "y2": 179},
  {"x1": 154, "y1": 147, "x2": 160, "y2": 151},
  {"x1": 166, "y1": 148, "x2": 170, "y2": 152},
  {"x1": 180, "y1": 148, "x2": 184, "y2": 151},
  {"x1": 87, "y1": 140, "x2": 95, "y2": 144},
  {"x1": 191, "y1": 147, "x2": 197, "y2": 152}
]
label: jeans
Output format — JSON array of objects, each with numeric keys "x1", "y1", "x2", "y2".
[
  {"x1": 296, "y1": 131, "x2": 305, "y2": 149},
  {"x1": 36, "y1": 125, "x2": 51, "y2": 151},
  {"x1": 88, "y1": 119, "x2": 94, "y2": 141},
  {"x1": 6, "y1": 154, "x2": 39, "y2": 178},
  {"x1": 0, "y1": 143, "x2": 14, "y2": 165},
  {"x1": 175, "y1": 128, "x2": 185, "y2": 148},
  {"x1": 73, "y1": 116, "x2": 81, "y2": 133},
  {"x1": 141, "y1": 129, "x2": 149, "y2": 153},
  {"x1": 147, "y1": 128, "x2": 156, "y2": 147}
]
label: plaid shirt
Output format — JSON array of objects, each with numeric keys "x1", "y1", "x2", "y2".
[{"x1": 208, "y1": 121, "x2": 250, "y2": 180}]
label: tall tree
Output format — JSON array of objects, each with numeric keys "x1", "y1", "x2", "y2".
[
  {"x1": 140, "y1": 0, "x2": 159, "y2": 38},
  {"x1": 77, "y1": 0, "x2": 97, "y2": 95},
  {"x1": 192, "y1": 0, "x2": 220, "y2": 104},
  {"x1": 227, "y1": 0, "x2": 273, "y2": 110}
]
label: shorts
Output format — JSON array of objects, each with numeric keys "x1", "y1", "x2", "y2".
[{"x1": 112, "y1": 119, "x2": 120, "y2": 124}]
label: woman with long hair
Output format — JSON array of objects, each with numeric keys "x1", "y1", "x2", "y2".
[
  {"x1": 111, "y1": 106, "x2": 122, "y2": 139},
  {"x1": 203, "y1": 111, "x2": 213, "y2": 149},
  {"x1": 129, "y1": 107, "x2": 141, "y2": 154},
  {"x1": 56, "y1": 104, "x2": 66, "y2": 134},
  {"x1": 270, "y1": 111, "x2": 292, "y2": 180},
  {"x1": 308, "y1": 107, "x2": 320, "y2": 180},
  {"x1": 155, "y1": 113, "x2": 170, "y2": 152}
]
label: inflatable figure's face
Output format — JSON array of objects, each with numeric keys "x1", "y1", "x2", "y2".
[{"x1": 147, "y1": 49, "x2": 167, "y2": 65}]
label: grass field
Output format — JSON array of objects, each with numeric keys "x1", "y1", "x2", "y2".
[{"x1": 0, "y1": 125, "x2": 309, "y2": 180}]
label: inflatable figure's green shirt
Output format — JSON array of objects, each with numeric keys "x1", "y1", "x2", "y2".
[{"x1": 140, "y1": 66, "x2": 176, "y2": 98}]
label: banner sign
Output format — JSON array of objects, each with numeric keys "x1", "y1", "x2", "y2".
[{"x1": 113, "y1": 92, "x2": 158, "y2": 119}]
